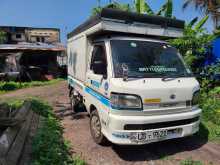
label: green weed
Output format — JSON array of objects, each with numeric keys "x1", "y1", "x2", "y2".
[{"x1": 180, "y1": 158, "x2": 203, "y2": 165}]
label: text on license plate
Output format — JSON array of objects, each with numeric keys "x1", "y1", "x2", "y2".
[{"x1": 130, "y1": 130, "x2": 168, "y2": 142}]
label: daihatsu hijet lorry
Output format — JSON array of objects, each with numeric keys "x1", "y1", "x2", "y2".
[{"x1": 67, "y1": 8, "x2": 201, "y2": 145}]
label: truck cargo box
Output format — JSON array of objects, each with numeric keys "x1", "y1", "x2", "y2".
[{"x1": 67, "y1": 8, "x2": 185, "y2": 82}]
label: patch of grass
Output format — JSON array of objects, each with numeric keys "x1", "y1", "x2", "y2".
[
  {"x1": 30, "y1": 98, "x2": 85, "y2": 165},
  {"x1": 0, "y1": 79, "x2": 63, "y2": 93},
  {"x1": 180, "y1": 158, "x2": 203, "y2": 165}
]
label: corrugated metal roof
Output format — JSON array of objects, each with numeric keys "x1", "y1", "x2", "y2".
[{"x1": 0, "y1": 42, "x2": 66, "y2": 51}]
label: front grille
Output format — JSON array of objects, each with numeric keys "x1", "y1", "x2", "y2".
[
  {"x1": 124, "y1": 117, "x2": 200, "y2": 130},
  {"x1": 143, "y1": 101, "x2": 191, "y2": 110}
]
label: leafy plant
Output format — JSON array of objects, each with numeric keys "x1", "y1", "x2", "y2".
[
  {"x1": 92, "y1": 0, "x2": 174, "y2": 18},
  {"x1": 134, "y1": 0, "x2": 174, "y2": 17},
  {"x1": 92, "y1": 1, "x2": 131, "y2": 16}
]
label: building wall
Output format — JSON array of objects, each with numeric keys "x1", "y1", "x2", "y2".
[
  {"x1": 11, "y1": 33, "x2": 26, "y2": 42},
  {"x1": 0, "y1": 26, "x2": 60, "y2": 44},
  {"x1": 26, "y1": 29, "x2": 60, "y2": 43}
]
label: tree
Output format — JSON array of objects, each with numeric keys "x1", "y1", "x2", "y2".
[
  {"x1": 183, "y1": 0, "x2": 220, "y2": 35},
  {"x1": 170, "y1": 16, "x2": 214, "y2": 73},
  {"x1": 133, "y1": 0, "x2": 174, "y2": 17},
  {"x1": 183, "y1": 0, "x2": 220, "y2": 14}
]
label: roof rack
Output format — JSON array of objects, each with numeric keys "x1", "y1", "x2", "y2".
[{"x1": 68, "y1": 8, "x2": 185, "y2": 39}]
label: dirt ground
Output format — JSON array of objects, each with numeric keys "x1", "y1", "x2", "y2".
[{"x1": 0, "y1": 81, "x2": 220, "y2": 165}]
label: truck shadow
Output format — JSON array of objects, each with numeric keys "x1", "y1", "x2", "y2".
[
  {"x1": 112, "y1": 124, "x2": 209, "y2": 162},
  {"x1": 54, "y1": 101, "x2": 88, "y2": 120}
]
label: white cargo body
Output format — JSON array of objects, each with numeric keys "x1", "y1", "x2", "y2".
[
  {"x1": 67, "y1": 8, "x2": 184, "y2": 82},
  {"x1": 67, "y1": 9, "x2": 201, "y2": 145}
]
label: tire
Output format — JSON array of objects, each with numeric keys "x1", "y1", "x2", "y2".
[
  {"x1": 69, "y1": 90, "x2": 79, "y2": 113},
  {"x1": 90, "y1": 110, "x2": 107, "y2": 145}
]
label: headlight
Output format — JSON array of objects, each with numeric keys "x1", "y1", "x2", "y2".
[
  {"x1": 192, "y1": 91, "x2": 200, "y2": 106},
  {"x1": 110, "y1": 93, "x2": 142, "y2": 110}
]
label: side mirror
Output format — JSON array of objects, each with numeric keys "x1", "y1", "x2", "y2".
[{"x1": 103, "y1": 74, "x2": 107, "y2": 79}]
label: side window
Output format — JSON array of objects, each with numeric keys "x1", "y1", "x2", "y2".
[{"x1": 90, "y1": 45, "x2": 107, "y2": 77}]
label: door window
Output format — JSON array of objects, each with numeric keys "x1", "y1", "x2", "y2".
[{"x1": 90, "y1": 45, "x2": 107, "y2": 77}]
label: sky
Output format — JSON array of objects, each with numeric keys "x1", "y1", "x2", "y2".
[{"x1": 0, "y1": 0, "x2": 214, "y2": 43}]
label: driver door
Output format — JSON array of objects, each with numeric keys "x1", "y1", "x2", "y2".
[{"x1": 86, "y1": 43, "x2": 108, "y2": 96}]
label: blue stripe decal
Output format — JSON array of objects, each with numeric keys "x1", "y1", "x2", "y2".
[
  {"x1": 85, "y1": 87, "x2": 110, "y2": 107},
  {"x1": 68, "y1": 76, "x2": 83, "y2": 89},
  {"x1": 68, "y1": 76, "x2": 110, "y2": 107},
  {"x1": 91, "y1": 80, "x2": 100, "y2": 88}
]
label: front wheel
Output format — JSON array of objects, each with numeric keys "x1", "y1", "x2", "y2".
[{"x1": 90, "y1": 110, "x2": 107, "y2": 145}]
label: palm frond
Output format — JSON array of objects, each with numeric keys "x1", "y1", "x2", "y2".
[
  {"x1": 188, "y1": 17, "x2": 199, "y2": 28},
  {"x1": 144, "y1": 0, "x2": 154, "y2": 15},
  {"x1": 182, "y1": 0, "x2": 192, "y2": 10},
  {"x1": 156, "y1": 2, "x2": 167, "y2": 16},
  {"x1": 194, "y1": 15, "x2": 209, "y2": 30},
  {"x1": 165, "y1": 0, "x2": 173, "y2": 17}
]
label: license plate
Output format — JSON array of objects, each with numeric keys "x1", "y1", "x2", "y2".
[{"x1": 130, "y1": 130, "x2": 168, "y2": 142}]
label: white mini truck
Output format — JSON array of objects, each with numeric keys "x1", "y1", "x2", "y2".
[{"x1": 67, "y1": 9, "x2": 201, "y2": 145}]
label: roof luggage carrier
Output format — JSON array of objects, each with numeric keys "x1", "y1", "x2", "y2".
[{"x1": 68, "y1": 8, "x2": 185, "y2": 39}]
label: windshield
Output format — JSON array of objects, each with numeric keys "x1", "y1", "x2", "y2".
[{"x1": 111, "y1": 40, "x2": 192, "y2": 78}]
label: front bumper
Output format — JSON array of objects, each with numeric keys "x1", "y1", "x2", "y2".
[{"x1": 103, "y1": 108, "x2": 202, "y2": 145}]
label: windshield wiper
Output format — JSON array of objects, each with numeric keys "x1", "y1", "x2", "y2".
[
  {"x1": 161, "y1": 73, "x2": 187, "y2": 82},
  {"x1": 161, "y1": 76, "x2": 177, "y2": 82}
]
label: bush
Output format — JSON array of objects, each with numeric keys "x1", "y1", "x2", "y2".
[
  {"x1": 198, "y1": 81, "x2": 220, "y2": 141},
  {"x1": 170, "y1": 27, "x2": 214, "y2": 73},
  {"x1": 0, "y1": 81, "x2": 22, "y2": 91}
]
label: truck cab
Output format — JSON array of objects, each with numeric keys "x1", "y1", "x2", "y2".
[{"x1": 67, "y1": 8, "x2": 201, "y2": 145}]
